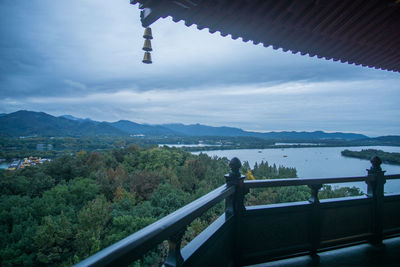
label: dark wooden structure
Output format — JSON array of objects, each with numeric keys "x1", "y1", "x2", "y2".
[
  {"x1": 131, "y1": 0, "x2": 400, "y2": 73},
  {"x1": 76, "y1": 157, "x2": 400, "y2": 266}
]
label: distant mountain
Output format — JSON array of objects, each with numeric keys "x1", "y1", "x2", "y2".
[
  {"x1": 110, "y1": 120, "x2": 175, "y2": 136},
  {"x1": 0, "y1": 110, "x2": 126, "y2": 137},
  {"x1": 363, "y1": 135, "x2": 400, "y2": 145},
  {"x1": 162, "y1": 123, "x2": 249, "y2": 137},
  {"x1": 162, "y1": 124, "x2": 368, "y2": 140},
  {"x1": 0, "y1": 110, "x2": 371, "y2": 140},
  {"x1": 59, "y1": 114, "x2": 98, "y2": 124},
  {"x1": 59, "y1": 114, "x2": 81, "y2": 121},
  {"x1": 257, "y1": 131, "x2": 368, "y2": 140},
  {"x1": 60, "y1": 115, "x2": 176, "y2": 135}
]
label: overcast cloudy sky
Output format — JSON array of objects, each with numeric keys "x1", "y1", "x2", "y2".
[{"x1": 1, "y1": 0, "x2": 399, "y2": 136}]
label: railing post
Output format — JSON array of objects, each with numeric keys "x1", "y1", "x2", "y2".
[
  {"x1": 224, "y1": 157, "x2": 246, "y2": 217},
  {"x1": 366, "y1": 156, "x2": 386, "y2": 246},
  {"x1": 308, "y1": 184, "x2": 322, "y2": 255},
  {"x1": 225, "y1": 157, "x2": 245, "y2": 266},
  {"x1": 164, "y1": 227, "x2": 187, "y2": 267}
]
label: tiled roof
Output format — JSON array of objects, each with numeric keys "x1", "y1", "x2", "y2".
[{"x1": 131, "y1": 0, "x2": 400, "y2": 73}]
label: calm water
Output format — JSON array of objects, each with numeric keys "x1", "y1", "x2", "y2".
[
  {"x1": 194, "y1": 146, "x2": 400, "y2": 194},
  {"x1": 0, "y1": 163, "x2": 9, "y2": 170}
]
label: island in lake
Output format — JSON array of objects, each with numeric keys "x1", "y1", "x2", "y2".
[{"x1": 341, "y1": 149, "x2": 400, "y2": 165}]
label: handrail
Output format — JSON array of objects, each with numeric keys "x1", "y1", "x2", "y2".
[
  {"x1": 386, "y1": 174, "x2": 400, "y2": 180},
  {"x1": 76, "y1": 184, "x2": 235, "y2": 267},
  {"x1": 244, "y1": 173, "x2": 400, "y2": 189},
  {"x1": 244, "y1": 176, "x2": 367, "y2": 189}
]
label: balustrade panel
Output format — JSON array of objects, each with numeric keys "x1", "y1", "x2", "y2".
[
  {"x1": 383, "y1": 195, "x2": 400, "y2": 235},
  {"x1": 319, "y1": 199, "x2": 372, "y2": 246}
]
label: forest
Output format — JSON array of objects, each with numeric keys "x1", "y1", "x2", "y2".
[{"x1": 1, "y1": 145, "x2": 362, "y2": 266}]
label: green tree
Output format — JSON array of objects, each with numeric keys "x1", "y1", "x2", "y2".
[
  {"x1": 74, "y1": 197, "x2": 111, "y2": 259},
  {"x1": 34, "y1": 214, "x2": 74, "y2": 265}
]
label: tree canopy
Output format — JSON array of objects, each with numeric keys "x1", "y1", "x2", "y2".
[{"x1": 0, "y1": 146, "x2": 361, "y2": 266}]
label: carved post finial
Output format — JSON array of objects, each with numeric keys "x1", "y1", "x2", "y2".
[
  {"x1": 225, "y1": 157, "x2": 242, "y2": 185},
  {"x1": 370, "y1": 156, "x2": 382, "y2": 172},
  {"x1": 229, "y1": 157, "x2": 241, "y2": 175},
  {"x1": 367, "y1": 156, "x2": 385, "y2": 185},
  {"x1": 367, "y1": 155, "x2": 385, "y2": 193}
]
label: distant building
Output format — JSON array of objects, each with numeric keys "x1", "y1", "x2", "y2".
[
  {"x1": 7, "y1": 157, "x2": 50, "y2": 171},
  {"x1": 7, "y1": 160, "x2": 21, "y2": 170},
  {"x1": 36, "y1": 144, "x2": 53, "y2": 151}
]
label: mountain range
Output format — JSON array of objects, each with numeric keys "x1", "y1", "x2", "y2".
[
  {"x1": 0, "y1": 111, "x2": 125, "y2": 137},
  {"x1": 0, "y1": 110, "x2": 370, "y2": 140}
]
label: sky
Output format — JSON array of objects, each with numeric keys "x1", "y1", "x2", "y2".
[{"x1": 1, "y1": 0, "x2": 399, "y2": 136}]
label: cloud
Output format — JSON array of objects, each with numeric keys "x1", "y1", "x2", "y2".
[
  {"x1": 1, "y1": 0, "x2": 398, "y2": 97},
  {"x1": 63, "y1": 80, "x2": 87, "y2": 90},
  {"x1": 2, "y1": 78, "x2": 398, "y2": 136},
  {"x1": 0, "y1": 0, "x2": 399, "y2": 136}
]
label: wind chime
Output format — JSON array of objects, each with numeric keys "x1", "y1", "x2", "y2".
[{"x1": 142, "y1": 27, "x2": 153, "y2": 64}]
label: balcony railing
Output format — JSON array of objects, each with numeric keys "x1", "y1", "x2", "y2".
[{"x1": 76, "y1": 156, "x2": 400, "y2": 266}]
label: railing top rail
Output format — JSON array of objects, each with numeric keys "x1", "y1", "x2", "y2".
[
  {"x1": 76, "y1": 184, "x2": 235, "y2": 267},
  {"x1": 386, "y1": 174, "x2": 400, "y2": 180},
  {"x1": 244, "y1": 175, "x2": 387, "y2": 189}
]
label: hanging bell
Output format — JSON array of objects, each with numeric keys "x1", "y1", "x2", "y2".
[
  {"x1": 142, "y1": 52, "x2": 152, "y2": 64},
  {"x1": 143, "y1": 27, "x2": 153, "y2": 39},
  {"x1": 142, "y1": 39, "x2": 152, "y2": 52},
  {"x1": 142, "y1": 27, "x2": 153, "y2": 63}
]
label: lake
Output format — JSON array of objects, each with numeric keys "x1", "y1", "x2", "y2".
[
  {"x1": 194, "y1": 146, "x2": 400, "y2": 194},
  {"x1": 0, "y1": 163, "x2": 9, "y2": 170}
]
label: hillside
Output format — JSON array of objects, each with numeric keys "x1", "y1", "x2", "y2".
[
  {"x1": 162, "y1": 123, "x2": 249, "y2": 137},
  {"x1": 111, "y1": 120, "x2": 175, "y2": 136},
  {"x1": 162, "y1": 124, "x2": 368, "y2": 140},
  {"x1": 0, "y1": 111, "x2": 126, "y2": 137},
  {"x1": 59, "y1": 115, "x2": 98, "y2": 124},
  {"x1": 258, "y1": 130, "x2": 367, "y2": 140}
]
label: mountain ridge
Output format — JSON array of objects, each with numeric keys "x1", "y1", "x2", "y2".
[
  {"x1": 110, "y1": 120, "x2": 176, "y2": 136},
  {"x1": 59, "y1": 114, "x2": 97, "y2": 124},
  {"x1": 0, "y1": 110, "x2": 370, "y2": 140},
  {"x1": 0, "y1": 110, "x2": 125, "y2": 137}
]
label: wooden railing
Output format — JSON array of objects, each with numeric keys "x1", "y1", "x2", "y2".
[{"x1": 76, "y1": 157, "x2": 400, "y2": 267}]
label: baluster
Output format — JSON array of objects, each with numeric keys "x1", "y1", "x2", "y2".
[
  {"x1": 224, "y1": 157, "x2": 246, "y2": 217},
  {"x1": 366, "y1": 156, "x2": 386, "y2": 246},
  {"x1": 224, "y1": 157, "x2": 245, "y2": 266},
  {"x1": 309, "y1": 184, "x2": 322, "y2": 204},
  {"x1": 308, "y1": 184, "x2": 322, "y2": 255},
  {"x1": 164, "y1": 227, "x2": 186, "y2": 267}
]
